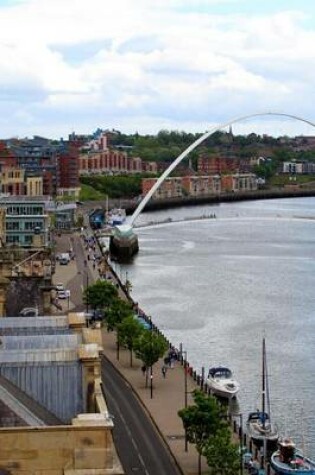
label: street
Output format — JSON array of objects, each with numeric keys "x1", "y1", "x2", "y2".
[{"x1": 101, "y1": 355, "x2": 181, "y2": 475}]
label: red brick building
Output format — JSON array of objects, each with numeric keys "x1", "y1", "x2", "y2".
[
  {"x1": 197, "y1": 156, "x2": 240, "y2": 174},
  {"x1": 57, "y1": 147, "x2": 80, "y2": 198},
  {"x1": 79, "y1": 150, "x2": 157, "y2": 175},
  {"x1": 0, "y1": 142, "x2": 17, "y2": 169}
]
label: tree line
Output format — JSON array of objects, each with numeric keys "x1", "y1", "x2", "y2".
[{"x1": 84, "y1": 279, "x2": 242, "y2": 474}]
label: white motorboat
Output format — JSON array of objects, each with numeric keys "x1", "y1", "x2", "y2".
[
  {"x1": 206, "y1": 366, "x2": 240, "y2": 400},
  {"x1": 107, "y1": 208, "x2": 126, "y2": 226}
]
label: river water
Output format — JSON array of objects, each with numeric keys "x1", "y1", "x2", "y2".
[{"x1": 119, "y1": 197, "x2": 315, "y2": 457}]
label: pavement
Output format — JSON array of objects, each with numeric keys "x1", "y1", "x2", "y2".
[{"x1": 52, "y1": 231, "x2": 215, "y2": 475}]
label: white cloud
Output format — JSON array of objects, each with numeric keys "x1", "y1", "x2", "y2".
[{"x1": 0, "y1": 0, "x2": 314, "y2": 138}]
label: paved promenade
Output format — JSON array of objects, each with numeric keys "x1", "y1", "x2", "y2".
[{"x1": 53, "y1": 232, "x2": 216, "y2": 475}]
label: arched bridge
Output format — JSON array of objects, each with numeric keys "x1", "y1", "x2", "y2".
[
  {"x1": 128, "y1": 112, "x2": 315, "y2": 227},
  {"x1": 111, "y1": 112, "x2": 315, "y2": 261}
]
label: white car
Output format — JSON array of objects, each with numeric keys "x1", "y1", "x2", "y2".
[
  {"x1": 57, "y1": 289, "x2": 70, "y2": 299},
  {"x1": 55, "y1": 283, "x2": 64, "y2": 291}
]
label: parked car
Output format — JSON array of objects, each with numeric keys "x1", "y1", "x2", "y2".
[
  {"x1": 84, "y1": 310, "x2": 104, "y2": 323},
  {"x1": 55, "y1": 283, "x2": 64, "y2": 291},
  {"x1": 59, "y1": 253, "x2": 71, "y2": 265},
  {"x1": 135, "y1": 315, "x2": 152, "y2": 330},
  {"x1": 57, "y1": 289, "x2": 70, "y2": 299}
]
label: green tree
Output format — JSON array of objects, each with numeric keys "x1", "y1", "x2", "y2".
[
  {"x1": 134, "y1": 330, "x2": 168, "y2": 387},
  {"x1": 106, "y1": 299, "x2": 134, "y2": 361},
  {"x1": 178, "y1": 390, "x2": 226, "y2": 474},
  {"x1": 117, "y1": 315, "x2": 143, "y2": 367},
  {"x1": 83, "y1": 280, "x2": 118, "y2": 314},
  {"x1": 106, "y1": 299, "x2": 134, "y2": 332},
  {"x1": 203, "y1": 427, "x2": 240, "y2": 475}
]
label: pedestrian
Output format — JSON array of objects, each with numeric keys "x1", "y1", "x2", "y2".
[
  {"x1": 141, "y1": 365, "x2": 146, "y2": 376},
  {"x1": 162, "y1": 366, "x2": 167, "y2": 378}
]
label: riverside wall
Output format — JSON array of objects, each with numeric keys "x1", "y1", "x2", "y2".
[
  {"x1": 95, "y1": 223, "x2": 276, "y2": 473},
  {"x1": 86, "y1": 187, "x2": 315, "y2": 217}
]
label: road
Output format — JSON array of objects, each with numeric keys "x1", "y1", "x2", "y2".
[{"x1": 101, "y1": 355, "x2": 181, "y2": 475}]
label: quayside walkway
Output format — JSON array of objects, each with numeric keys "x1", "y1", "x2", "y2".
[
  {"x1": 101, "y1": 329, "x2": 209, "y2": 475},
  {"x1": 54, "y1": 231, "x2": 265, "y2": 475}
]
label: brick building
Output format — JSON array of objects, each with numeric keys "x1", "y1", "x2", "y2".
[
  {"x1": 57, "y1": 146, "x2": 80, "y2": 198},
  {"x1": 79, "y1": 150, "x2": 157, "y2": 175},
  {"x1": 142, "y1": 173, "x2": 257, "y2": 200},
  {"x1": 197, "y1": 156, "x2": 240, "y2": 175}
]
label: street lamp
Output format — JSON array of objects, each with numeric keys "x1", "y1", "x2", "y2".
[
  {"x1": 86, "y1": 271, "x2": 89, "y2": 313},
  {"x1": 149, "y1": 316, "x2": 153, "y2": 399},
  {"x1": 182, "y1": 349, "x2": 188, "y2": 452},
  {"x1": 235, "y1": 413, "x2": 244, "y2": 475}
]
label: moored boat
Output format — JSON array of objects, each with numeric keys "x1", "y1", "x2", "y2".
[
  {"x1": 106, "y1": 208, "x2": 126, "y2": 226},
  {"x1": 206, "y1": 366, "x2": 240, "y2": 400},
  {"x1": 271, "y1": 437, "x2": 315, "y2": 474},
  {"x1": 247, "y1": 338, "x2": 278, "y2": 450}
]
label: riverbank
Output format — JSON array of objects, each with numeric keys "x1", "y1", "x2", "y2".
[
  {"x1": 83, "y1": 187, "x2": 315, "y2": 216},
  {"x1": 53, "y1": 232, "x2": 248, "y2": 474}
]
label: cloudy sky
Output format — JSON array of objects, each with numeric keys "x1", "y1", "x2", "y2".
[{"x1": 1, "y1": 0, "x2": 315, "y2": 139}]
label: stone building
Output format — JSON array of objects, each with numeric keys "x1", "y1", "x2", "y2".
[{"x1": 0, "y1": 313, "x2": 124, "y2": 474}]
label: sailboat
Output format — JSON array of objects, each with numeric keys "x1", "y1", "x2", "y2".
[{"x1": 247, "y1": 338, "x2": 278, "y2": 450}]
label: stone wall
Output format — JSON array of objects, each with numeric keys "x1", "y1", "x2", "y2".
[
  {"x1": 5, "y1": 277, "x2": 45, "y2": 316},
  {"x1": 0, "y1": 422, "x2": 123, "y2": 474}
]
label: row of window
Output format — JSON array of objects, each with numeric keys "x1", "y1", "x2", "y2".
[
  {"x1": 5, "y1": 206, "x2": 45, "y2": 215},
  {"x1": 6, "y1": 221, "x2": 43, "y2": 231},
  {"x1": 7, "y1": 235, "x2": 33, "y2": 244}
]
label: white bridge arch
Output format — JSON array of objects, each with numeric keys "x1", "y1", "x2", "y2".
[{"x1": 128, "y1": 112, "x2": 315, "y2": 227}]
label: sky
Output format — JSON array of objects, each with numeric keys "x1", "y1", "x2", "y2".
[{"x1": 1, "y1": 0, "x2": 315, "y2": 139}]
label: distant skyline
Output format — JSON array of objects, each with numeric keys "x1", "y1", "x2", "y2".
[{"x1": 1, "y1": 0, "x2": 315, "y2": 139}]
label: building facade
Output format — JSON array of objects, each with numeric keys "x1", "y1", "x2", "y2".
[
  {"x1": 79, "y1": 150, "x2": 157, "y2": 175},
  {"x1": 142, "y1": 173, "x2": 257, "y2": 200},
  {"x1": 221, "y1": 173, "x2": 258, "y2": 192},
  {"x1": 182, "y1": 175, "x2": 221, "y2": 196},
  {"x1": 0, "y1": 196, "x2": 51, "y2": 247},
  {"x1": 57, "y1": 148, "x2": 80, "y2": 198}
]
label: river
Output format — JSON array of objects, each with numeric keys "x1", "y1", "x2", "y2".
[{"x1": 118, "y1": 196, "x2": 315, "y2": 457}]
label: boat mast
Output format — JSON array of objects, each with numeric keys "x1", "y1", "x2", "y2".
[{"x1": 262, "y1": 338, "x2": 266, "y2": 429}]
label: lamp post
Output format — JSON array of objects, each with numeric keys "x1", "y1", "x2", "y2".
[
  {"x1": 149, "y1": 316, "x2": 153, "y2": 399},
  {"x1": 237, "y1": 413, "x2": 244, "y2": 475},
  {"x1": 182, "y1": 349, "x2": 188, "y2": 452},
  {"x1": 86, "y1": 271, "x2": 89, "y2": 313}
]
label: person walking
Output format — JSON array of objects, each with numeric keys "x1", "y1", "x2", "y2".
[{"x1": 162, "y1": 366, "x2": 167, "y2": 378}]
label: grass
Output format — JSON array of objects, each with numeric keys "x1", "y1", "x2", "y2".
[{"x1": 79, "y1": 183, "x2": 106, "y2": 201}]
